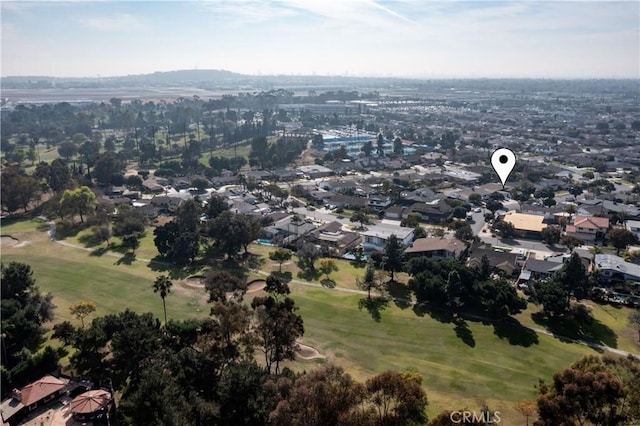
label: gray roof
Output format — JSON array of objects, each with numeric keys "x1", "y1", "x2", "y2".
[
  {"x1": 525, "y1": 259, "x2": 563, "y2": 274},
  {"x1": 595, "y1": 254, "x2": 640, "y2": 280}
]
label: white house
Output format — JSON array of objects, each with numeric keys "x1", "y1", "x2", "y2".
[
  {"x1": 361, "y1": 224, "x2": 413, "y2": 252},
  {"x1": 625, "y1": 219, "x2": 640, "y2": 240},
  {"x1": 594, "y1": 254, "x2": 640, "y2": 284}
]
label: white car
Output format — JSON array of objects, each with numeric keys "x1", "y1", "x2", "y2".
[{"x1": 473, "y1": 207, "x2": 482, "y2": 213}]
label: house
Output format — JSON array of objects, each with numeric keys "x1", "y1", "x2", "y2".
[
  {"x1": 565, "y1": 215, "x2": 610, "y2": 242},
  {"x1": 519, "y1": 258, "x2": 563, "y2": 282},
  {"x1": 264, "y1": 216, "x2": 316, "y2": 245},
  {"x1": 149, "y1": 195, "x2": 183, "y2": 213},
  {"x1": 466, "y1": 246, "x2": 519, "y2": 277},
  {"x1": 594, "y1": 254, "x2": 640, "y2": 285},
  {"x1": 367, "y1": 196, "x2": 392, "y2": 209},
  {"x1": 384, "y1": 206, "x2": 409, "y2": 220},
  {"x1": 408, "y1": 200, "x2": 452, "y2": 223},
  {"x1": 625, "y1": 219, "x2": 640, "y2": 240},
  {"x1": 404, "y1": 237, "x2": 466, "y2": 260},
  {"x1": 1, "y1": 375, "x2": 69, "y2": 425},
  {"x1": 361, "y1": 224, "x2": 414, "y2": 252},
  {"x1": 297, "y1": 165, "x2": 334, "y2": 179},
  {"x1": 325, "y1": 194, "x2": 368, "y2": 210},
  {"x1": 502, "y1": 212, "x2": 546, "y2": 239},
  {"x1": 309, "y1": 221, "x2": 361, "y2": 256}
]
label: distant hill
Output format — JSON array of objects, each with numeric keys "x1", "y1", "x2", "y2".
[{"x1": 1, "y1": 69, "x2": 248, "y2": 89}]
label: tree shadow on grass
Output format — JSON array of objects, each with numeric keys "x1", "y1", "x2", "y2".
[
  {"x1": 349, "y1": 261, "x2": 366, "y2": 269},
  {"x1": 56, "y1": 347, "x2": 69, "y2": 359},
  {"x1": 146, "y1": 256, "x2": 196, "y2": 280},
  {"x1": 532, "y1": 311, "x2": 618, "y2": 350},
  {"x1": 358, "y1": 297, "x2": 389, "y2": 322},
  {"x1": 54, "y1": 221, "x2": 88, "y2": 239},
  {"x1": 453, "y1": 317, "x2": 475, "y2": 347},
  {"x1": 115, "y1": 252, "x2": 136, "y2": 265},
  {"x1": 78, "y1": 233, "x2": 101, "y2": 248},
  {"x1": 320, "y1": 278, "x2": 336, "y2": 288},
  {"x1": 492, "y1": 317, "x2": 539, "y2": 347},
  {"x1": 90, "y1": 246, "x2": 108, "y2": 257},
  {"x1": 386, "y1": 280, "x2": 412, "y2": 309}
]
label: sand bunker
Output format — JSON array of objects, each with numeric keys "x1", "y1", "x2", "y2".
[{"x1": 296, "y1": 343, "x2": 325, "y2": 360}]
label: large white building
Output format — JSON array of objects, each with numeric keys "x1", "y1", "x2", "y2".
[{"x1": 361, "y1": 224, "x2": 414, "y2": 252}]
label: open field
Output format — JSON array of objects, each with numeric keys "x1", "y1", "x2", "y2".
[{"x1": 2, "y1": 217, "x2": 639, "y2": 422}]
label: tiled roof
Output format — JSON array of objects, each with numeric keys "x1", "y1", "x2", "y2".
[
  {"x1": 573, "y1": 215, "x2": 609, "y2": 229},
  {"x1": 20, "y1": 375, "x2": 66, "y2": 406}
]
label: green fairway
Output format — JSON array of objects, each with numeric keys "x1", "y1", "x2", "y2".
[
  {"x1": 288, "y1": 285, "x2": 605, "y2": 419},
  {"x1": 2, "y1": 218, "x2": 639, "y2": 423}
]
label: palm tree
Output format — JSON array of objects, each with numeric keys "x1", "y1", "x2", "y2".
[{"x1": 153, "y1": 275, "x2": 173, "y2": 326}]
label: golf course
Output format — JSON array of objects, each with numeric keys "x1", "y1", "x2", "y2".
[{"x1": 2, "y1": 216, "x2": 638, "y2": 422}]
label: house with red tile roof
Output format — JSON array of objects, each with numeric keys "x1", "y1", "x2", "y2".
[
  {"x1": 1, "y1": 375, "x2": 68, "y2": 425},
  {"x1": 565, "y1": 215, "x2": 610, "y2": 242}
]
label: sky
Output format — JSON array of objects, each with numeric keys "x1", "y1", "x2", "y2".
[{"x1": 1, "y1": 0, "x2": 639, "y2": 79}]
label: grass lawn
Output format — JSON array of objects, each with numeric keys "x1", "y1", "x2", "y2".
[
  {"x1": 287, "y1": 285, "x2": 601, "y2": 421},
  {"x1": 2, "y1": 218, "x2": 639, "y2": 423},
  {"x1": 198, "y1": 143, "x2": 251, "y2": 164}
]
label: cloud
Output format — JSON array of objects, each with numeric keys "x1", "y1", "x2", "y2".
[
  {"x1": 201, "y1": 0, "x2": 298, "y2": 23},
  {"x1": 79, "y1": 13, "x2": 147, "y2": 32}
]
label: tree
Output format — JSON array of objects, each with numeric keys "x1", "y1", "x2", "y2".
[
  {"x1": 57, "y1": 142, "x2": 78, "y2": 160},
  {"x1": 541, "y1": 226, "x2": 561, "y2": 245},
  {"x1": 122, "y1": 233, "x2": 140, "y2": 252},
  {"x1": 269, "y1": 248, "x2": 292, "y2": 272},
  {"x1": 542, "y1": 197, "x2": 556, "y2": 207},
  {"x1": 485, "y1": 199, "x2": 503, "y2": 216},
  {"x1": 534, "y1": 252, "x2": 589, "y2": 317},
  {"x1": 350, "y1": 210, "x2": 369, "y2": 229},
  {"x1": 0, "y1": 168, "x2": 41, "y2": 213},
  {"x1": 376, "y1": 133, "x2": 385, "y2": 157},
  {"x1": 1, "y1": 262, "x2": 54, "y2": 367},
  {"x1": 60, "y1": 186, "x2": 97, "y2": 223},
  {"x1": 93, "y1": 152, "x2": 125, "y2": 185},
  {"x1": 607, "y1": 228, "x2": 639, "y2": 254},
  {"x1": 269, "y1": 364, "x2": 365, "y2": 426},
  {"x1": 356, "y1": 259, "x2": 381, "y2": 299},
  {"x1": 69, "y1": 300, "x2": 96, "y2": 328},
  {"x1": 361, "y1": 140, "x2": 373, "y2": 163},
  {"x1": 393, "y1": 137, "x2": 403, "y2": 155},
  {"x1": 468, "y1": 193, "x2": 482, "y2": 206},
  {"x1": 537, "y1": 365, "x2": 625, "y2": 425},
  {"x1": 251, "y1": 295, "x2": 304, "y2": 374},
  {"x1": 205, "y1": 270, "x2": 247, "y2": 304},
  {"x1": 207, "y1": 193, "x2": 229, "y2": 219},
  {"x1": 413, "y1": 225, "x2": 427, "y2": 240},
  {"x1": 297, "y1": 242, "x2": 319, "y2": 271},
  {"x1": 514, "y1": 400, "x2": 536, "y2": 426},
  {"x1": 452, "y1": 206, "x2": 467, "y2": 219},
  {"x1": 92, "y1": 225, "x2": 111, "y2": 246},
  {"x1": 365, "y1": 371, "x2": 428, "y2": 426},
  {"x1": 493, "y1": 220, "x2": 515, "y2": 238},
  {"x1": 265, "y1": 273, "x2": 290, "y2": 296},
  {"x1": 153, "y1": 275, "x2": 173, "y2": 326},
  {"x1": 561, "y1": 235, "x2": 584, "y2": 251},
  {"x1": 384, "y1": 234, "x2": 404, "y2": 282},
  {"x1": 52, "y1": 321, "x2": 76, "y2": 346},
  {"x1": 318, "y1": 258, "x2": 338, "y2": 282}
]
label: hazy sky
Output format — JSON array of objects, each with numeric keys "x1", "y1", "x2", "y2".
[{"x1": 1, "y1": 0, "x2": 639, "y2": 79}]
